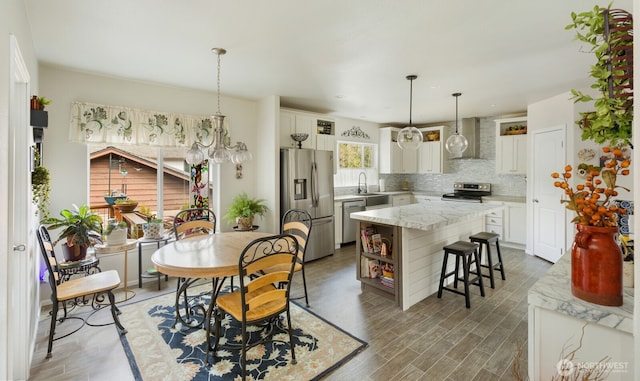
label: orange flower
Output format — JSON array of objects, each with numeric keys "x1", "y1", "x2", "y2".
[{"x1": 551, "y1": 146, "x2": 631, "y2": 227}]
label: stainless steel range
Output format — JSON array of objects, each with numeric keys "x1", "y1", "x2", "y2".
[{"x1": 442, "y1": 182, "x2": 491, "y2": 203}]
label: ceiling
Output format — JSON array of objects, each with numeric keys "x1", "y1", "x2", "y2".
[{"x1": 24, "y1": 0, "x2": 633, "y2": 125}]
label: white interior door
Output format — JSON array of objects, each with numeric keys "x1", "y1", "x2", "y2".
[
  {"x1": 532, "y1": 126, "x2": 566, "y2": 263},
  {"x1": 5, "y1": 35, "x2": 36, "y2": 380}
]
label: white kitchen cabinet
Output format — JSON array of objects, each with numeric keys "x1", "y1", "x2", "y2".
[
  {"x1": 495, "y1": 117, "x2": 528, "y2": 174},
  {"x1": 391, "y1": 194, "x2": 412, "y2": 207},
  {"x1": 334, "y1": 201, "x2": 342, "y2": 249},
  {"x1": 418, "y1": 126, "x2": 443, "y2": 174},
  {"x1": 379, "y1": 127, "x2": 417, "y2": 174},
  {"x1": 482, "y1": 201, "x2": 504, "y2": 238},
  {"x1": 280, "y1": 110, "x2": 314, "y2": 149},
  {"x1": 316, "y1": 134, "x2": 335, "y2": 151},
  {"x1": 504, "y1": 201, "x2": 526, "y2": 246}
]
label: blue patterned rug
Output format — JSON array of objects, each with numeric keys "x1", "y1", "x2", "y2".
[{"x1": 118, "y1": 285, "x2": 367, "y2": 380}]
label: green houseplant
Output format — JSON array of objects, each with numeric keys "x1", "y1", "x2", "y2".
[
  {"x1": 31, "y1": 145, "x2": 51, "y2": 218},
  {"x1": 566, "y1": 3, "x2": 633, "y2": 147},
  {"x1": 32, "y1": 165, "x2": 50, "y2": 218},
  {"x1": 41, "y1": 204, "x2": 104, "y2": 262},
  {"x1": 223, "y1": 192, "x2": 268, "y2": 230}
]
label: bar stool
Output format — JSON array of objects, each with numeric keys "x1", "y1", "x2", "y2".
[
  {"x1": 469, "y1": 232, "x2": 505, "y2": 289},
  {"x1": 437, "y1": 241, "x2": 485, "y2": 308}
]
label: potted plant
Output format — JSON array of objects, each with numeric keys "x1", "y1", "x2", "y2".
[
  {"x1": 566, "y1": 4, "x2": 633, "y2": 147},
  {"x1": 104, "y1": 219, "x2": 128, "y2": 246},
  {"x1": 32, "y1": 167, "x2": 50, "y2": 218},
  {"x1": 41, "y1": 204, "x2": 104, "y2": 262},
  {"x1": 223, "y1": 192, "x2": 268, "y2": 230},
  {"x1": 551, "y1": 146, "x2": 631, "y2": 306}
]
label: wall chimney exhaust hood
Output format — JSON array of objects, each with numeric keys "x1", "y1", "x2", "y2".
[{"x1": 447, "y1": 117, "x2": 479, "y2": 159}]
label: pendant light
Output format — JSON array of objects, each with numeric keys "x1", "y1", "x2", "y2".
[
  {"x1": 185, "y1": 48, "x2": 252, "y2": 165},
  {"x1": 445, "y1": 92, "x2": 469, "y2": 157},
  {"x1": 397, "y1": 75, "x2": 423, "y2": 150}
]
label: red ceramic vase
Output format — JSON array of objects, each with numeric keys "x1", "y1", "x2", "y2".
[{"x1": 571, "y1": 224, "x2": 623, "y2": 306}]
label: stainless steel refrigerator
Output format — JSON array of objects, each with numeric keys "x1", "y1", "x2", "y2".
[{"x1": 280, "y1": 148, "x2": 335, "y2": 262}]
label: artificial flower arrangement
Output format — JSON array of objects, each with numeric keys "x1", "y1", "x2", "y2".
[{"x1": 551, "y1": 146, "x2": 631, "y2": 227}]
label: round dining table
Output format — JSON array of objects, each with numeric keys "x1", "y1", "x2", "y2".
[
  {"x1": 151, "y1": 231, "x2": 272, "y2": 330},
  {"x1": 151, "y1": 231, "x2": 271, "y2": 278}
]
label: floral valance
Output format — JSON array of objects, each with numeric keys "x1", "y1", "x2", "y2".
[{"x1": 69, "y1": 101, "x2": 215, "y2": 147}]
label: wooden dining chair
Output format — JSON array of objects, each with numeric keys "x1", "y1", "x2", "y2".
[
  {"x1": 172, "y1": 208, "x2": 217, "y2": 326},
  {"x1": 262, "y1": 209, "x2": 312, "y2": 306},
  {"x1": 208, "y1": 233, "x2": 299, "y2": 379},
  {"x1": 173, "y1": 207, "x2": 216, "y2": 240},
  {"x1": 36, "y1": 225, "x2": 127, "y2": 359}
]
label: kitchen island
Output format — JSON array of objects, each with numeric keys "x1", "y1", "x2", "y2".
[{"x1": 351, "y1": 201, "x2": 504, "y2": 310}]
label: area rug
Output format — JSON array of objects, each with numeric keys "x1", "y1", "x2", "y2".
[{"x1": 118, "y1": 286, "x2": 367, "y2": 380}]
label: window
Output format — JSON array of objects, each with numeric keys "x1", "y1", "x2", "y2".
[
  {"x1": 335, "y1": 141, "x2": 378, "y2": 188},
  {"x1": 338, "y1": 142, "x2": 375, "y2": 170},
  {"x1": 89, "y1": 144, "x2": 194, "y2": 231}
]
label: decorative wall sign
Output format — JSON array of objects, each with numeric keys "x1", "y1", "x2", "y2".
[{"x1": 341, "y1": 126, "x2": 370, "y2": 139}]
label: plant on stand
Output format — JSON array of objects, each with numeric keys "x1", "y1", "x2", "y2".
[
  {"x1": 552, "y1": 146, "x2": 631, "y2": 306},
  {"x1": 41, "y1": 204, "x2": 103, "y2": 262},
  {"x1": 223, "y1": 192, "x2": 268, "y2": 230}
]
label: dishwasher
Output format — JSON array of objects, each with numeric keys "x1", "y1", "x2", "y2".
[{"x1": 342, "y1": 200, "x2": 365, "y2": 244}]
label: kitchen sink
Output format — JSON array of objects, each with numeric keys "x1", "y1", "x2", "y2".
[{"x1": 360, "y1": 194, "x2": 389, "y2": 206}]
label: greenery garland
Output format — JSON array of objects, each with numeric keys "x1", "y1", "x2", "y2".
[
  {"x1": 31, "y1": 146, "x2": 51, "y2": 218},
  {"x1": 566, "y1": 3, "x2": 633, "y2": 148}
]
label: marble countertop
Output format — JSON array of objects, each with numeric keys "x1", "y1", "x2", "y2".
[
  {"x1": 349, "y1": 200, "x2": 504, "y2": 231},
  {"x1": 528, "y1": 253, "x2": 634, "y2": 334},
  {"x1": 334, "y1": 194, "x2": 366, "y2": 202},
  {"x1": 334, "y1": 191, "x2": 526, "y2": 204}
]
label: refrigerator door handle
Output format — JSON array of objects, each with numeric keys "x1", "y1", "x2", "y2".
[{"x1": 311, "y1": 161, "x2": 319, "y2": 207}]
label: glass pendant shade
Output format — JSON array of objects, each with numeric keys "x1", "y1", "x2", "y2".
[
  {"x1": 445, "y1": 92, "x2": 468, "y2": 157},
  {"x1": 185, "y1": 142, "x2": 205, "y2": 165},
  {"x1": 397, "y1": 126, "x2": 423, "y2": 150},
  {"x1": 397, "y1": 74, "x2": 422, "y2": 150},
  {"x1": 209, "y1": 147, "x2": 231, "y2": 164},
  {"x1": 445, "y1": 134, "x2": 469, "y2": 157}
]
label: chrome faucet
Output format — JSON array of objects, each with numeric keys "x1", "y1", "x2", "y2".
[{"x1": 358, "y1": 171, "x2": 367, "y2": 194}]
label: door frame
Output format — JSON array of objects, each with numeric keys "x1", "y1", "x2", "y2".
[{"x1": 4, "y1": 34, "x2": 35, "y2": 381}]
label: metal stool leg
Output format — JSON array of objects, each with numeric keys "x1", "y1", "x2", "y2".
[
  {"x1": 495, "y1": 239, "x2": 506, "y2": 280},
  {"x1": 437, "y1": 251, "x2": 450, "y2": 298}
]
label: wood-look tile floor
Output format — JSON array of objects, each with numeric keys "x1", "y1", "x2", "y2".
[{"x1": 29, "y1": 244, "x2": 551, "y2": 381}]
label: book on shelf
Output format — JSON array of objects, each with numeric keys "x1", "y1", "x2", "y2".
[
  {"x1": 360, "y1": 227, "x2": 377, "y2": 253},
  {"x1": 371, "y1": 233, "x2": 382, "y2": 253},
  {"x1": 380, "y1": 276, "x2": 394, "y2": 288},
  {"x1": 366, "y1": 258, "x2": 380, "y2": 278},
  {"x1": 360, "y1": 256, "x2": 369, "y2": 278}
]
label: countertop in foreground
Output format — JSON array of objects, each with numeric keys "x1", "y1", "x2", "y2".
[
  {"x1": 349, "y1": 200, "x2": 504, "y2": 231},
  {"x1": 528, "y1": 253, "x2": 634, "y2": 334}
]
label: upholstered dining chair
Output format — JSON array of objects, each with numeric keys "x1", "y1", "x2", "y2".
[
  {"x1": 263, "y1": 209, "x2": 312, "y2": 306},
  {"x1": 36, "y1": 225, "x2": 127, "y2": 359},
  {"x1": 208, "y1": 234, "x2": 299, "y2": 380}
]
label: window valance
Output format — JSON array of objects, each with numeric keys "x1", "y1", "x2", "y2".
[{"x1": 69, "y1": 101, "x2": 215, "y2": 147}]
